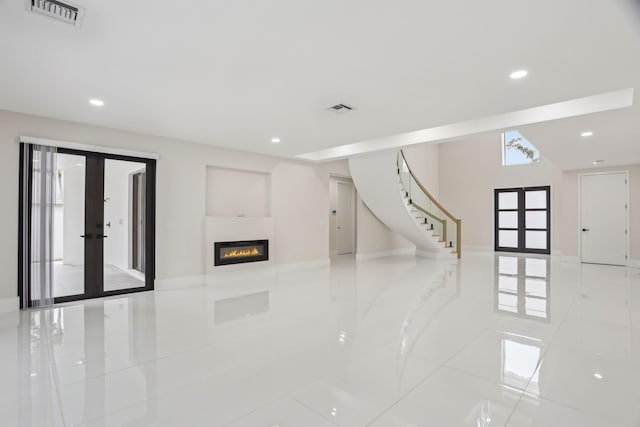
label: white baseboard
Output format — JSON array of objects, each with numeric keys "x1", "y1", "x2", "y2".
[
  {"x1": 277, "y1": 258, "x2": 330, "y2": 272},
  {"x1": 155, "y1": 275, "x2": 206, "y2": 290},
  {"x1": 356, "y1": 247, "x2": 419, "y2": 261},
  {"x1": 205, "y1": 258, "x2": 330, "y2": 285},
  {"x1": 157, "y1": 259, "x2": 331, "y2": 289},
  {"x1": 461, "y1": 245, "x2": 492, "y2": 253},
  {"x1": 0, "y1": 297, "x2": 19, "y2": 314},
  {"x1": 416, "y1": 249, "x2": 437, "y2": 258},
  {"x1": 356, "y1": 250, "x2": 393, "y2": 261},
  {"x1": 392, "y1": 247, "x2": 417, "y2": 256}
]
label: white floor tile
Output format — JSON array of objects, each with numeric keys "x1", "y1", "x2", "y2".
[
  {"x1": 0, "y1": 254, "x2": 638, "y2": 427},
  {"x1": 369, "y1": 367, "x2": 522, "y2": 427},
  {"x1": 225, "y1": 397, "x2": 336, "y2": 427},
  {"x1": 506, "y1": 394, "x2": 630, "y2": 427}
]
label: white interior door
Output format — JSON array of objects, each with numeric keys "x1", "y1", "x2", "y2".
[
  {"x1": 336, "y1": 182, "x2": 355, "y2": 255},
  {"x1": 580, "y1": 172, "x2": 628, "y2": 266}
]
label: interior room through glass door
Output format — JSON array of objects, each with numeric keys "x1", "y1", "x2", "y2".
[
  {"x1": 51, "y1": 153, "x2": 87, "y2": 299},
  {"x1": 23, "y1": 146, "x2": 155, "y2": 307},
  {"x1": 103, "y1": 159, "x2": 147, "y2": 291}
]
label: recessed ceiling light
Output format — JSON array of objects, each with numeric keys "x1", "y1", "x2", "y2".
[
  {"x1": 89, "y1": 98, "x2": 104, "y2": 107},
  {"x1": 581, "y1": 131, "x2": 594, "y2": 137},
  {"x1": 271, "y1": 137, "x2": 281, "y2": 144},
  {"x1": 593, "y1": 160, "x2": 604, "y2": 165},
  {"x1": 593, "y1": 372, "x2": 603, "y2": 380},
  {"x1": 510, "y1": 70, "x2": 528, "y2": 80}
]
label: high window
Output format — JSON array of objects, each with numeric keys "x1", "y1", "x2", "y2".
[{"x1": 502, "y1": 130, "x2": 540, "y2": 166}]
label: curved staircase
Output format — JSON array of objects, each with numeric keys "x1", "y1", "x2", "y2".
[{"x1": 349, "y1": 149, "x2": 461, "y2": 259}]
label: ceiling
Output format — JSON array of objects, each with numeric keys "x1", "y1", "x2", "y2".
[{"x1": 1, "y1": 0, "x2": 639, "y2": 169}]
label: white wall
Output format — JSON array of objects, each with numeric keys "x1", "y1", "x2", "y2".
[
  {"x1": 438, "y1": 135, "x2": 563, "y2": 252},
  {"x1": 206, "y1": 167, "x2": 270, "y2": 217},
  {"x1": 356, "y1": 198, "x2": 413, "y2": 256},
  {"x1": 0, "y1": 109, "x2": 338, "y2": 300},
  {"x1": 402, "y1": 144, "x2": 440, "y2": 198}
]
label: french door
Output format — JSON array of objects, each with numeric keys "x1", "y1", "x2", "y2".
[
  {"x1": 19, "y1": 145, "x2": 156, "y2": 307},
  {"x1": 494, "y1": 186, "x2": 550, "y2": 254}
]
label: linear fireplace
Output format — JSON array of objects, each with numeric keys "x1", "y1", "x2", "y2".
[{"x1": 214, "y1": 240, "x2": 269, "y2": 266}]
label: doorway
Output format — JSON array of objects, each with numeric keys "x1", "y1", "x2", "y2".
[
  {"x1": 579, "y1": 172, "x2": 629, "y2": 266},
  {"x1": 494, "y1": 186, "x2": 551, "y2": 254},
  {"x1": 336, "y1": 181, "x2": 356, "y2": 254},
  {"x1": 330, "y1": 177, "x2": 357, "y2": 256},
  {"x1": 19, "y1": 145, "x2": 156, "y2": 307}
]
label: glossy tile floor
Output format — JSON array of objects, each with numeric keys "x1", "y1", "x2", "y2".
[{"x1": 1, "y1": 253, "x2": 639, "y2": 426}]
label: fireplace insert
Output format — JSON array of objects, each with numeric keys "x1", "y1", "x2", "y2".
[{"x1": 214, "y1": 239, "x2": 269, "y2": 266}]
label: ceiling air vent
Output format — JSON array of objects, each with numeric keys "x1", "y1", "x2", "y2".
[
  {"x1": 327, "y1": 103, "x2": 354, "y2": 114},
  {"x1": 25, "y1": 0, "x2": 85, "y2": 27}
]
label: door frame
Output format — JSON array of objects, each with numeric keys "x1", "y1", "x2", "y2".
[
  {"x1": 335, "y1": 180, "x2": 356, "y2": 255},
  {"x1": 18, "y1": 144, "x2": 157, "y2": 307},
  {"x1": 130, "y1": 168, "x2": 147, "y2": 273},
  {"x1": 578, "y1": 170, "x2": 630, "y2": 266},
  {"x1": 330, "y1": 175, "x2": 357, "y2": 256},
  {"x1": 494, "y1": 186, "x2": 551, "y2": 255}
]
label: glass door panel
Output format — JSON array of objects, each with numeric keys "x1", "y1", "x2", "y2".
[
  {"x1": 52, "y1": 153, "x2": 86, "y2": 298},
  {"x1": 103, "y1": 159, "x2": 147, "y2": 292}
]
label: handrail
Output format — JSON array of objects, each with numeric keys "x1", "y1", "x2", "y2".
[
  {"x1": 412, "y1": 202, "x2": 445, "y2": 224},
  {"x1": 412, "y1": 202, "x2": 447, "y2": 242},
  {"x1": 399, "y1": 149, "x2": 462, "y2": 258},
  {"x1": 400, "y1": 150, "x2": 459, "y2": 223}
]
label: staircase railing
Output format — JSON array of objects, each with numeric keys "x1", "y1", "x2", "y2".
[{"x1": 397, "y1": 150, "x2": 462, "y2": 258}]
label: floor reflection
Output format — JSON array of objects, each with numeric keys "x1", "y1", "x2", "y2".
[
  {"x1": 4, "y1": 254, "x2": 638, "y2": 426},
  {"x1": 501, "y1": 335, "x2": 541, "y2": 393},
  {"x1": 214, "y1": 290, "x2": 270, "y2": 324},
  {"x1": 494, "y1": 254, "x2": 550, "y2": 321},
  {"x1": 15, "y1": 296, "x2": 160, "y2": 426}
]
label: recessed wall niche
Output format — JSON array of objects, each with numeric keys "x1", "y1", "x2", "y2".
[{"x1": 206, "y1": 166, "x2": 271, "y2": 217}]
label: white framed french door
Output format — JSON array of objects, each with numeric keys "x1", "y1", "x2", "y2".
[{"x1": 579, "y1": 171, "x2": 629, "y2": 266}]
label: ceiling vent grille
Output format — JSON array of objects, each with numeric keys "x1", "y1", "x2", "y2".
[
  {"x1": 25, "y1": 0, "x2": 85, "y2": 26},
  {"x1": 327, "y1": 103, "x2": 354, "y2": 114}
]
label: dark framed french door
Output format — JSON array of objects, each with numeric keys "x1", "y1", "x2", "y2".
[
  {"x1": 19, "y1": 144, "x2": 156, "y2": 307},
  {"x1": 494, "y1": 186, "x2": 550, "y2": 254}
]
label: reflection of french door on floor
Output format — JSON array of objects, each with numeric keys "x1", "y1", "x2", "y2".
[
  {"x1": 494, "y1": 186, "x2": 550, "y2": 254},
  {"x1": 19, "y1": 144, "x2": 156, "y2": 307}
]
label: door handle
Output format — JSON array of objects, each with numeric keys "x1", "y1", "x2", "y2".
[
  {"x1": 582, "y1": 228, "x2": 590, "y2": 232},
  {"x1": 96, "y1": 234, "x2": 109, "y2": 239},
  {"x1": 80, "y1": 234, "x2": 93, "y2": 239}
]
